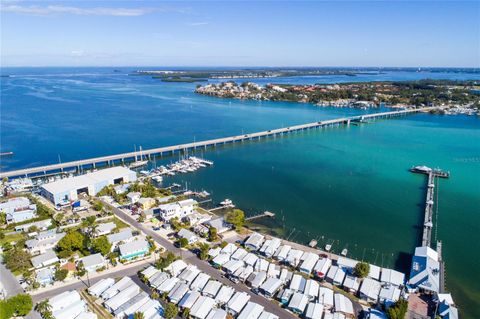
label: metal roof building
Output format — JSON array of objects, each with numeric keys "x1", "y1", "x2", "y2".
[
  {"x1": 190, "y1": 296, "x2": 216, "y2": 319},
  {"x1": 190, "y1": 272, "x2": 211, "y2": 292},
  {"x1": 237, "y1": 301, "x2": 264, "y2": 319},
  {"x1": 359, "y1": 277, "x2": 381, "y2": 303},
  {"x1": 88, "y1": 278, "x2": 115, "y2": 297},
  {"x1": 288, "y1": 292, "x2": 309, "y2": 315},
  {"x1": 259, "y1": 277, "x2": 283, "y2": 298},
  {"x1": 380, "y1": 268, "x2": 405, "y2": 287},
  {"x1": 215, "y1": 285, "x2": 235, "y2": 305},
  {"x1": 334, "y1": 293, "x2": 354, "y2": 317},
  {"x1": 206, "y1": 308, "x2": 228, "y2": 319},
  {"x1": 226, "y1": 291, "x2": 250, "y2": 316},
  {"x1": 41, "y1": 166, "x2": 137, "y2": 206},
  {"x1": 244, "y1": 233, "x2": 265, "y2": 251},
  {"x1": 305, "y1": 302, "x2": 324, "y2": 319},
  {"x1": 179, "y1": 291, "x2": 201, "y2": 310},
  {"x1": 168, "y1": 282, "x2": 190, "y2": 304},
  {"x1": 202, "y1": 280, "x2": 222, "y2": 298},
  {"x1": 408, "y1": 246, "x2": 440, "y2": 293},
  {"x1": 31, "y1": 250, "x2": 58, "y2": 269},
  {"x1": 273, "y1": 245, "x2": 291, "y2": 261},
  {"x1": 299, "y1": 253, "x2": 320, "y2": 274}
]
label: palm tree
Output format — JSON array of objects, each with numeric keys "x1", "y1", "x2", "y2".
[
  {"x1": 133, "y1": 312, "x2": 145, "y2": 319},
  {"x1": 36, "y1": 300, "x2": 51, "y2": 316}
]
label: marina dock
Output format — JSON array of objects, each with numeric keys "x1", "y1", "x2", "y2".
[
  {"x1": 245, "y1": 211, "x2": 275, "y2": 221},
  {"x1": 0, "y1": 107, "x2": 435, "y2": 179}
]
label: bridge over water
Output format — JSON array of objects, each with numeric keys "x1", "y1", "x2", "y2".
[{"x1": 0, "y1": 107, "x2": 435, "y2": 179}]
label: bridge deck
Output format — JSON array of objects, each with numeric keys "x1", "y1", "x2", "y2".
[{"x1": 0, "y1": 107, "x2": 434, "y2": 179}]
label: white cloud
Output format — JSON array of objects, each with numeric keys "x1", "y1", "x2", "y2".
[
  {"x1": 1, "y1": 4, "x2": 154, "y2": 16},
  {"x1": 188, "y1": 22, "x2": 209, "y2": 26}
]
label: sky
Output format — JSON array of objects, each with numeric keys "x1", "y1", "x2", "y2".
[{"x1": 1, "y1": 1, "x2": 479, "y2": 67}]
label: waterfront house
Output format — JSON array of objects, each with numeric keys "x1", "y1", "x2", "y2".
[
  {"x1": 158, "y1": 199, "x2": 197, "y2": 221},
  {"x1": 204, "y1": 217, "x2": 230, "y2": 234},
  {"x1": 368, "y1": 264, "x2": 381, "y2": 281},
  {"x1": 25, "y1": 230, "x2": 66, "y2": 254},
  {"x1": 177, "y1": 228, "x2": 198, "y2": 245},
  {"x1": 107, "y1": 228, "x2": 133, "y2": 249},
  {"x1": 127, "y1": 192, "x2": 141, "y2": 204},
  {"x1": 380, "y1": 268, "x2": 405, "y2": 287},
  {"x1": 31, "y1": 250, "x2": 59, "y2": 269},
  {"x1": 119, "y1": 239, "x2": 149, "y2": 261},
  {"x1": 226, "y1": 292, "x2": 250, "y2": 316},
  {"x1": 259, "y1": 238, "x2": 281, "y2": 258},
  {"x1": 238, "y1": 302, "x2": 264, "y2": 319},
  {"x1": 408, "y1": 246, "x2": 440, "y2": 294},
  {"x1": 79, "y1": 253, "x2": 106, "y2": 272},
  {"x1": 299, "y1": 252, "x2": 320, "y2": 274},
  {"x1": 94, "y1": 222, "x2": 116, "y2": 237},
  {"x1": 41, "y1": 167, "x2": 137, "y2": 206},
  {"x1": 288, "y1": 292, "x2": 309, "y2": 315},
  {"x1": 190, "y1": 296, "x2": 216, "y2": 319},
  {"x1": 359, "y1": 277, "x2": 381, "y2": 303},
  {"x1": 305, "y1": 302, "x2": 324, "y2": 319},
  {"x1": 286, "y1": 249, "x2": 304, "y2": 267},
  {"x1": 334, "y1": 293, "x2": 355, "y2": 317},
  {"x1": 313, "y1": 257, "x2": 332, "y2": 279},
  {"x1": 244, "y1": 233, "x2": 265, "y2": 251},
  {"x1": 274, "y1": 245, "x2": 291, "y2": 262},
  {"x1": 186, "y1": 212, "x2": 211, "y2": 226},
  {"x1": 318, "y1": 287, "x2": 334, "y2": 309},
  {"x1": 336, "y1": 257, "x2": 358, "y2": 273}
]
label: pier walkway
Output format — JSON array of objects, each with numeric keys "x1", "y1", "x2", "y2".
[{"x1": 0, "y1": 107, "x2": 434, "y2": 179}]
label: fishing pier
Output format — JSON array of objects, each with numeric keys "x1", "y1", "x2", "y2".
[
  {"x1": 245, "y1": 211, "x2": 275, "y2": 222},
  {"x1": 0, "y1": 107, "x2": 434, "y2": 179}
]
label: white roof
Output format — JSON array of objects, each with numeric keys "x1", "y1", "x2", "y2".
[
  {"x1": 223, "y1": 259, "x2": 245, "y2": 274},
  {"x1": 305, "y1": 302, "x2": 324, "y2": 319},
  {"x1": 178, "y1": 265, "x2": 201, "y2": 284},
  {"x1": 49, "y1": 290, "x2": 81, "y2": 312},
  {"x1": 249, "y1": 271, "x2": 267, "y2": 289},
  {"x1": 168, "y1": 282, "x2": 189, "y2": 303},
  {"x1": 299, "y1": 253, "x2": 319, "y2": 273},
  {"x1": 334, "y1": 293, "x2": 354, "y2": 315},
  {"x1": 342, "y1": 275, "x2": 360, "y2": 292},
  {"x1": 238, "y1": 302, "x2": 264, "y2": 319},
  {"x1": 359, "y1": 277, "x2": 381, "y2": 301},
  {"x1": 254, "y1": 258, "x2": 269, "y2": 272},
  {"x1": 166, "y1": 259, "x2": 188, "y2": 276},
  {"x1": 227, "y1": 292, "x2": 250, "y2": 314},
  {"x1": 149, "y1": 272, "x2": 170, "y2": 288},
  {"x1": 96, "y1": 222, "x2": 116, "y2": 234},
  {"x1": 208, "y1": 247, "x2": 221, "y2": 258},
  {"x1": 202, "y1": 280, "x2": 222, "y2": 297},
  {"x1": 379, "y1": 285, "x2": 401, "y2": 303},
  {"x1": 368, "y1": 264, "x2": 381, "y2": 280},
  {"x1": 243, "y1": 253, "x2": 259, "y2": 266},
  {"x1": 221, "y1": 243, "x2": 237, "y2": 255},
  {"x1": 53, "y1": 299, "x2": 86, "y2": 319},
  {"x1": 119, "y1": 239, "x2": 149, "y2": 256},
  {"x1": 178, "y1": 228, "x2": 197, "y2": 241},
  {"x1": 244, "y1": 233, "x2": 264, "y2": 249},
  {"x1": 381, "y1": 268, "x2": 405, "y2": 286},
  {"x1": 190, "y1": 273, "x2": 211, "y2": 291},
  {"x1": 80, "y1": 253, "x2": 105, "y2": 269},
  {"x1": 178, "y1": 290, "x2": 201, "y2": 309},
  {"x1": 231, "y1": 248, "x2": 248, "y2": 261},
  {"x1": 42, "y1": 166, "x2": 135, "y2": 194},
  {"x1": 286, "y1": 249, "x2": 304, "y2": 266},
  {"x1": 104, "y1": 284, "x2": 140, "y2": 311},
  {"x1": 190, "y1": 296, "x2": 216, "y2": 319},
  {"x1": 304, "y1": 279, "x2": 319, "y2": 299},
  {"x1": 258, "y1": 312, "x2": 279, "y2": 319},
  {"x1": 213, "y1": 253, "x2": 231, "y2": 266},
  {"x1": 260, "y1": 277, "x2": 283, "y2": 295},
  {"x1": 31, "y1": 250, "x2": 58, "y2": 268},
  {"x1": 158, "y1": 277, "x2": 179, "y2": 293},
  {"x1": 274, "y1": 245, "x2": 291, "y2": 260},
  {"x1": 88, "y1": 278, "x2": 115, "y2": 297},
  {"x1": 107, "y1": 229, "x2": 133, "y2": 244},
  {"x1": 206, "y1": 308, "x2": 228, "y2": 319},
  {"x1": 318, "y1": 287, "x2": 334, "y2": 307},
  {"x1": 101, "y1": 277, "x2": 134, "y2": 299},
  {"x1": 215, "y1": 285, "x2": 235, "y2": 304},
  {"x1": 288, "y1": 293, "x2": 308, "y2": 312},
  {"x1": 336, "y1": 257, "x2": 358, "y2": 270},
  {"x1": 289, "y1": 274, "x2": 306, "y2": 292},
  {"x1": 141, "y1": 266, "x2": 159, "y2": 280},
  {"x1": 314, "y1": 258, "x2": 332, "y2": 277}
]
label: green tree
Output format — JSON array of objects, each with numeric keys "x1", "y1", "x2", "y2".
[
  {"x1": 57, "y1": 231, "x2": 86, "y2": 253},
  {"x1": 3, "y1": 248, "x2": 31, "y2": 273},
  {"x1": 3, "y1": 294, "x2": 32, "y2": 317},
  {"x1": 164, "y1": 303, "x2": 179, "y2": 319},
  {"x1": 198, "y1": 243, "x2": 210, "y2": 260},
  {"x1": 182, "y1": 307, "x2": 190, "y2": 318},
  {"x1": 133, "y1": 312, "x2": 145, "y2": 319},
  {"x1": 91, "y1": 236, "x2": 112, "y2": 255},
  {"x1": 354, "y1": 262, "x2": 370, "y2": 278},
  {"x1": 155, "y1": 252, "x2": 177, "y2": 270},
  {"x1": 92, "y1": 201, "x2": 104, "y2": 211},
  {"x1": 177, "y1": 237, "x2": 188, "y2": 248},
  {"x1": 0, "y1": 212, "x2": 6, "y2": 226},
  {"x1": 151, "y1": 290, "x2": 160, "y2": 300},
  {"x1": 0, "y1": 232, "x2": 5, "y2": 240},
  {"x1": 27, "y1": 225, "x2": 39, "y2": 233},
  {"x1": 208, "y1": 226, "x2": 218, "y2": 242},
  {"x1": 54, "y1": 268, "x2": 69, "y2": 282},
  {"x1": 35, "y1": 300, "x2": 53, "y2": 319},
  {"x1": 225, "y1": 209, "x2": 245, "y2": 229},
  {"x1": 387, "y1": 299, "x2": 408, "y2": 319}
]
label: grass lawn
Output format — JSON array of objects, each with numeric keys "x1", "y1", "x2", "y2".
[
  {"x1": 0, "y1": 232, "x2": 25, "y2": 245},
  {"x1": 112, "y1": 217, "x2": 129, "y2": 230}
]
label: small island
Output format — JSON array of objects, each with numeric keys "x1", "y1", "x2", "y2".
[{"x1": 195, "y1": 80, "x2": 480, "y2": 115}]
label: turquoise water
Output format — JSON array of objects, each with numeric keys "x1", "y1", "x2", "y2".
[{"x1": 1, "y1": 68, "x2": 479, "y2": 317}]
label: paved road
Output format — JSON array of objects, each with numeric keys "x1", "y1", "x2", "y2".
[
  {"x1": 0, "y1": 256, "x2": 23, "y2": 298},
  {"x1": 110, "y1": 204, "x2": 298, "y2": 319},
  {"x1": 31, "y1": 261, "x2": 150, "y2": 303}
]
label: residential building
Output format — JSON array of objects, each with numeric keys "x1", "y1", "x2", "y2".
[
  {"x1": 107, "y1": 228, "x2": 133, "y2": 249},
  {"x1": 127, "y1": 192, "x2": 141, "y2": 204},
  {"x1": 79, "y1": 253, "x2": 106, "y2": 272},
  {"x1": 158, "y1": 199, "x2": 197, "y2": 221},
  {"x1": 204, "y1": 217, "x2": 230, "y2": 233},
  {"x1": 359, "y1": 277, "x2": 381, "y2": 303},
  {"x1": 244, "y1": 233, "x2": 264, "y2": 251},
  {"x1": 31, "y1": 250, "x2": 59, "y2": 269},
  {"x1": 119, "y1": 239, "x2": 149, "y2": 261},
  {"x1": 95, "y1": 222, "x2": 116, "y2": 237},
  {"x1": 25, "y1": 230, "x2": 66, "y2": 254},
  {"x1": 288, "y1": 292, "x2": 308, "y2": 315},
  {"x1": 177, "y1": 228, "x2": 198, "y2": 244},
  {"x1": 0, "y1": 197, "x2": 37, "y2": 224}
]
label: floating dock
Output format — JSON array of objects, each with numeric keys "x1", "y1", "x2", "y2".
[{"x1": 0, "y1": 107, "x2": 435, "y2": 179}]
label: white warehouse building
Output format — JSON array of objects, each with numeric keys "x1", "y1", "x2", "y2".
[{"x1": 41, "y1": 167, "x2": 137, "y2": 206}]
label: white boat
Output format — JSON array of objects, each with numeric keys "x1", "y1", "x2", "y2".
[
  {"x1": 220, "y1": 199, "x2": 234, "y2": 207},
  {"x1": 129, "y1": 160, "x2": 148, "y2": 169},
  {"x1": 341, "y1": 248, "x2": 348, "y2": 256},
  {"x1": 325, "y1": 244, "x2": 332, "y2": 252}
]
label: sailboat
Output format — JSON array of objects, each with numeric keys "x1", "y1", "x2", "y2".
[{"x1": 129, "y1": 145, "x2": 149, "y2": 169}]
